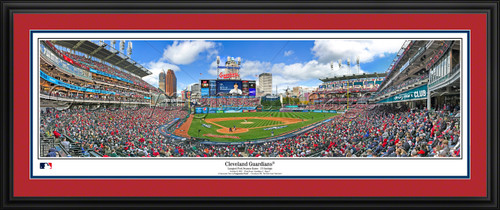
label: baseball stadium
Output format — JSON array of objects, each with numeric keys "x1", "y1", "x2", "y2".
[{"x1": 39, "y1": 39, "x2": 462, "y2": 158}]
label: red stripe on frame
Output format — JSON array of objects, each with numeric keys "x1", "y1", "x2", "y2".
[{"x1": 14, "y1": 14, "x2": 487, "y2": 197}]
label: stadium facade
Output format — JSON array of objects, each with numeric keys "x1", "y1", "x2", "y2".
[
  {"x1": 308, "y1": 40, "x2": 460, "y2": 112},
  {"x1": 39, "y1": 40, "x2": 158, "y2": 109},
  {"x1": 371, "y1": 40, "x2": 460, "y2": 110}
]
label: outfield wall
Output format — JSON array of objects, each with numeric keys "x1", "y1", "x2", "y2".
[
  {"x1": 194, "y1": 107, "x2": 339, "y2": 114},
  {"x1": 194, "y1": 106, "x2": 257, "y2": 114}
]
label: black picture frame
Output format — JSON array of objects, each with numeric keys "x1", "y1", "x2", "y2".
[{"x1": 1, "y1": 1, "x2": 498, "y2": 209}]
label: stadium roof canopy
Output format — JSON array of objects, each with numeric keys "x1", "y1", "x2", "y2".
[
  {"x1": 320, "y1": 72, "x2": 387, "y2": 82},
  {"x1": 51, "y1": 40, "x2": 152, "y2": 77}
]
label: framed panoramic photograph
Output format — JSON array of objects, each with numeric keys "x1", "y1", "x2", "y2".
[{"x1": 2, "y1": 1, "x2": 498, "y2": 209}]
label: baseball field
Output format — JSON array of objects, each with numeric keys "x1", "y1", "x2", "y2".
[{"x1": 177, "y1": 112, "x2": 337, "y2": 142}]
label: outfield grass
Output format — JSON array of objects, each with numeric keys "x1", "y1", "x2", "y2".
[{"x1": 187, "y1": 112, "x2": 337, "y2": 142}]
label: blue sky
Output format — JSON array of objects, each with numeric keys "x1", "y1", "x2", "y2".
[{"x1": 101, "y1": 39, "x2": 405, "y2": 94}]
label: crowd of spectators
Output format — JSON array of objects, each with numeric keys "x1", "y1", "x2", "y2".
[
  {"x1": 41, "y1": 107, "x2": 188, "y2": 157},
  {"x1": 240, "y1": 104, "x2": 460, "y2": 158},
  {"x1": 64, "y1": 52, "x2": 161, "y2": 93},
  {"x1": 41, "y1": 103, "x2": 460, "y2": 158}
]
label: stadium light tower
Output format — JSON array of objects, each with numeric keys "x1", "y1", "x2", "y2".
[
  {"x1": 127, "y1": 41, "x2": 133, "y2": 57},
  {"x1": 346, "y1": 58, "x2": 351, "y2": 110},
  {"x1": 110, "y1": 40, "x2": 116, "y2": 52},
  {"x1": 119, "y1": 40, "x2": 125, "y2": 54},
  {"x1": 332, "y1": 57, "x2": 356, "y2": 111},
  {"x1": 356, "y1": 56, "x2": 360, "y2": 74},
  {"x1": 216, "y1": 56, "x2": 220, "y2": 77}
]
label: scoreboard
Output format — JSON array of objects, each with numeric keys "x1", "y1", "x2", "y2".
[{"x1": 200, "y1": 79, "x2": 256, "y2": 98}]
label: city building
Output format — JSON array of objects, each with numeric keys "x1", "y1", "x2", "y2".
[
  {"x1": 190, "y1": 83, "x2": 201, "y2": 99},
  {"x1": 166, "y1": 69, "x2": 177, "y2": 97},
  {"x1": 158, "y1": 70, "x2": 166, "y2": 93},
  {"x1": 258, "y1": 73, "x2": 272, "y2": 96}
]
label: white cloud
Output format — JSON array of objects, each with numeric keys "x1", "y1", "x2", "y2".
[
  {"x1": 266, "y1": 60, "x2": 367, "y2": 94},
  {"x1": 284, "y1": 50, "x2": 294, "y2": 57},
  {"x1": 207, "y1": 60, "x2": 218, "y2": 76},
  {"x1": 271, "y1": 60, "x2": 363, "y2": 82},
  {"x1": 141, "y1": 61, "x2": 180, "y2": 89},
  {"x1": 240, "y1": 60, "x2": 271, "y2": 78},
  {"x1": 311, "y1": 39, "x2": 406, "y2": 64},
  {"x1": 161, "y1": 40, "x2": 218, "y2": 65}
]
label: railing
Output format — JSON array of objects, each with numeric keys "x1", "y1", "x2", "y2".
[
  {"x1": 451, "y1": 64, "x2": 460, "y2": 74},
  {"x1": 40, "y1": 44, "x2": 93, "y2": 81},
  {"x1": 429, "y1": 64, "x2": 460, "y2": 88}
]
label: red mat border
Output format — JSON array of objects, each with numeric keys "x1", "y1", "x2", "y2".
[{"x1": 13, "y1": 14, "x2": 486, "y2": 197}]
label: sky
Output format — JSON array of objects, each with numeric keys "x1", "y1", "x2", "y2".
[{"x1": 101, "y1": 39, "x2": 406, "y2": 94}]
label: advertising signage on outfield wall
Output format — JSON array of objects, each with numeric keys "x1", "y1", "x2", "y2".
[{"x1": 377, "y1": 84, "x2": 428, "y2": 103}]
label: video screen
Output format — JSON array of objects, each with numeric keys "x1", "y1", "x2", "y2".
[
  {"x1": 217, "y1": 80, "x2": 243, "y2": 95},
  {"x1": 200, "y1": 79, "x2": 255, "y2": 97}
]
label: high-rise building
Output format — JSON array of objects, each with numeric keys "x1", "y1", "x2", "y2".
[
  {"x1": 158, "y1": 70, "x2": 166, "y2": 93},
  {"x1": 166, "y1": 69, "x2": 177, "y2": 97},
  {"x1": 258, "y1": 73, "x2": 272, "y2": 96},
  {"x1": 190, "y1": 83, "x2": 201, "y2": 99}
]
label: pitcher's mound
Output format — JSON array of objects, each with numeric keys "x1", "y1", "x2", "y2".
[{"x1": 240, "y1": 122, "x2": 254, "y2": 124}]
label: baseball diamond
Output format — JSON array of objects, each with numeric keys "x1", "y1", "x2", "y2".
[{"x1": 182, "y1": 112, "x2": 337, "y2": 142}]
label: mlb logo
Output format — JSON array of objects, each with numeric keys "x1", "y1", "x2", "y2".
[{"x1": 40, "y1": 162, "x2": 52, "y2": 169}]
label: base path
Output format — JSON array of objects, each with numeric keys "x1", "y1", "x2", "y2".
[{"x1": 174, "y1": 115, "x2": 194, "y2": 138}]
